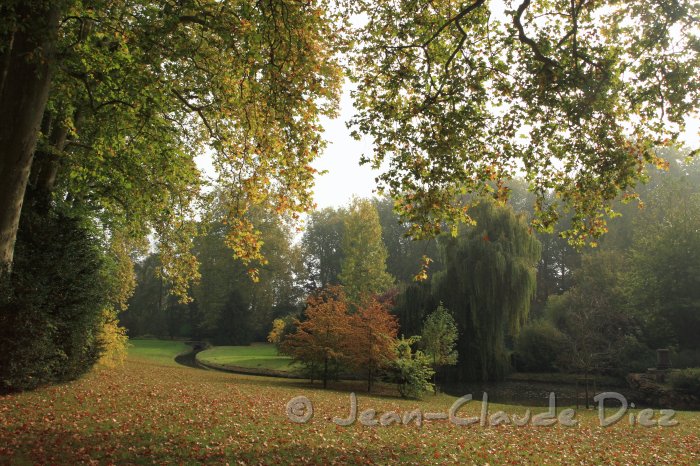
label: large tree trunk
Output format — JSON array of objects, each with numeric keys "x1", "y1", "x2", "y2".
[
  {"x1": 0, "y1": 2, "x2": 61, "y2": 274},
  {"x1": 27, "y1": 112, "x2": 71, "y2": 211},
  {"x1": 0, "y1": 32, "x2": 15, "y2": 98}
]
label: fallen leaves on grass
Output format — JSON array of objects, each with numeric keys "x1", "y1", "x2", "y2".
[{"x1": 1, "y1": 353, "x2": 699, "y2": 464}]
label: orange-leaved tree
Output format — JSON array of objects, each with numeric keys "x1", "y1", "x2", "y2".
[
  {"x1": 281, "y1": 286, "x2": 350, "y2": 388},
  {"x1": 346, "y1": 295, "x2": 399, "y2": 392}
]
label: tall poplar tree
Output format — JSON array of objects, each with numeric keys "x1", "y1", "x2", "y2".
[{"x1": 338, "y1": 198, "x2": 394, "y2": 304}]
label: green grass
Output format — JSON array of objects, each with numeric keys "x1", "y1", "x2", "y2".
[
  {"x1": 1, "y1": 339, "x2": 699, "y2": 464},
  {"x1": 128, "y1": 339, "x2": 189, "y2": 365},
  {"x1": 197, "y1": 343, "x2": 298, "y2": 372}
]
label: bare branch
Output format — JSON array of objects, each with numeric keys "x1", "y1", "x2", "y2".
[
  {"x1": 170, "y1": 89, "x2": 215, "y2": 138},
  {"x1": 513, "y1": 0, "x2": 560, "y2": 70}
]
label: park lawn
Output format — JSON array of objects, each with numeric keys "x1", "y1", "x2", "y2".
[
  {"x1": 128, "y1": 339, "x2": 190, "y2": 364},
  {"x1": 197, "y1": 343, "x2": 299, "y2": 372},
  {"x1": 0, "y1": 340, "x2": 698, "y2": 464}
]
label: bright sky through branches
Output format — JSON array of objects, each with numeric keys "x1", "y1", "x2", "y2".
[
  {"x1": 310, "y1": 85, "x2": 700, "y2": 209},
  {"x1": 197, "y1": 0, "x2": 700, "y2": 210}
]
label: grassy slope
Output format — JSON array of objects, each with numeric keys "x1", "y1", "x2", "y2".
[
  {"x1": 197, "y1": 343, "x2": 297, "y2": 372},
  {"x1": 0, "y1": 340, "x2": 697, "y2": 464},
  {"x1": 129, "y1": 339, "x2": 189, "y2": 365}
]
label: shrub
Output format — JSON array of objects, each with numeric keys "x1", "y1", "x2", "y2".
[
  {"x1": 96, "y1": 308, "x2": 130, "y2": 368},
  {"x1": 384, "y1": 336, "x2": 434, "y2": 399},
  {"x1": 670, "y1": 368, "x2": 700, "y2": 396},
  {"x1": 514, "y1": 320, "x2": 568, "y2": 372},
  {"x1": 267, "y1": 314, "x2": 297, "y2": 351},
  {"x1": 610, "y1": 336, "x2": 656, "y2": 376},
  {"x1": 672, "y1": 349, "x2": 700, "y2": 369},
  {"x1": 0, "y1": 206, "x2": 110, "y2": 392}
]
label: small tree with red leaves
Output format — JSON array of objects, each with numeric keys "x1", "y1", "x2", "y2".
[
  {"x1": 281, "y1": 286, "x2": 350, "y2": 388},
  {"x1": 345, "y1": 295, "x2": 399, "y2": 392}
]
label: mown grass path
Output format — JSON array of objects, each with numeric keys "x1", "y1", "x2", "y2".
[{"x1": 0, "y1": 340, "x2": 698, "y2": 464}]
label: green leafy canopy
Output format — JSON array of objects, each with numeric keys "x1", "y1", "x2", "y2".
[{"x1": 349, "y1": 0, "x2": 700, "y2": 245}]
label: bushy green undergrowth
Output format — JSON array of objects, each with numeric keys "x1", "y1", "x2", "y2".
[
  {"x1": 670, "y1": 368, "x2": 700, "y2": 396},
  {"x1": 0, "y1": 206, "x2": 111, "y2": 392}
]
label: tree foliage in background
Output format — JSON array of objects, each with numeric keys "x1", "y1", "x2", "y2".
[
  {"x1": 303, "y1": 197, "x2": 444, "y2": 290},
  {"x1": 302, "y1": 207, "x2": 346, "y2": 290},
  {"x1": 339, "y1": 199, "x2": 394, "y2": 305},
  {"x1": 349, "y1": 0, "x2": 700, "y2": 245},
  {"x1": 624, "y1": 158, "x2": 700, "y2": 352},
  {"x1": 374, "y1": 197, "x2": 443, "y2": 283},
  {"x1": 124, "y1": 206, "x2": 305, "y2": 345},
  {"x1": 546, "y1": 252, "x2": 639, "y2": 376},
  {"x1": 516, "y1": 155, "x2": 700, "y2": 375}
]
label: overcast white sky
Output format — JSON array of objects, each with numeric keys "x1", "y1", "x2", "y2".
[{"x1": 311, "y1": 82, "x2": 379, "y2": 209}]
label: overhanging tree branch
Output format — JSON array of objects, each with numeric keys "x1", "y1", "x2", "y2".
[
  {"x1": 513, "y1": 0, "x2": 560, "y2": 70},
  {"x1": 170, "y1": 89, "x2": 215, "y2": 138}
]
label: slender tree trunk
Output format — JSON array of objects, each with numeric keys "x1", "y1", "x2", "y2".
[
  {"x1": 0, "y1": 2, "x2": 61, "y2": 274},
  {"x1": 433, "y1": 354, "x2": 438, "y2": 395},
  {"x1": 323, "y1": 356, "x2": 328, "y2": 389},
  {"x1": 433, "y1": 367, "x2": 438, "y2": 395}
]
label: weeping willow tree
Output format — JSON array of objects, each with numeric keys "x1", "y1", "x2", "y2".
[
  {"x1": 393, "y1": 281, "x2": 436, "y2": 338},
  {"x1": 433, "y1": 200, "x2": 540, "y2": 382}
]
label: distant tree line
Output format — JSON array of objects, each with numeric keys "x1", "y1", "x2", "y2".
[
  {"x1": 514, "y1": 153, "x2": 700, "y2": 377},
  {"x1": 124, "y1": 153, "x2": 700, "y2": 386}
]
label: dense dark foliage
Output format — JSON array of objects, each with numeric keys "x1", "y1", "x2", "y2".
[{"x1": 0, "y1": 205, "x2": 109, "y2": 392}]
